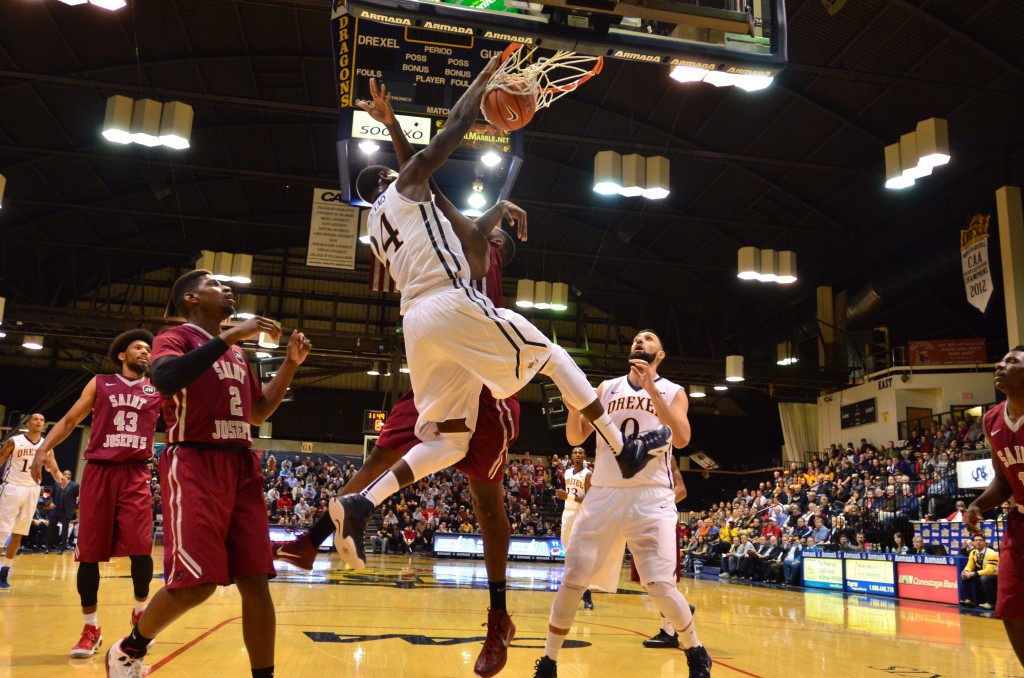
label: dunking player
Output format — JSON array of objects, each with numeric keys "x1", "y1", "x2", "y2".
[
  {"x1": 555, "y1": 447, "x2": 594, "y2": 610},
  {"x1": 332, "y1": 56, "x2": 671, "y2": 581},
  {"x1": 533, "y1": 330, "x2": 711, "y2": 678},
  {"x1": 104, "y1": 271, "x2": 311, "y2": 678},
  {"x1": 966, "y1": 346, "x2": 1024, "y2": 667},
  {"x1": 30, "y1": 330, "x2": 162, "y2": 658},
  {"x1": 0, "y1": 413, "x2": 60, "y2": 590},
  {"x1": 274, "y1": 78, "x2": 521, "y2": 677}
]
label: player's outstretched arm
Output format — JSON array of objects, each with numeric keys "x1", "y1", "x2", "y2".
[
  {"x1": 396, "y1": 56, "x2": 500, "y2": 199},
  {"x1": 252, "y1": 330, "x2": 312, "y2": 424},
  {"x1": 30, "y1": 378, "x2": 97, "y2": 483},
  {"x1": 360, "y1": 80, "x2": 492, "y2": 279}
]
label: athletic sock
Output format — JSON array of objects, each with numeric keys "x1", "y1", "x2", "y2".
[
  {"x1": 307, "y1": 512, "x2": 335, "y2": 547},
  {"x1": 251, "y1": 667, "x2": 274, "y2": 678},
  {"x1": 544, "y1": 634, "x2": 566, "y2": 662},
  {"x1": 133, "y1": 600, "x2": 147, "y2": 617},
  {"x1": 489, "y1": 580, "x2": 507, "y2": 612},
  {"x1": 360, "y1": 471, "x2": 401, "y2": 508},
  {"x1": 0, "y1": 556, "x2": 12, "y2": 568},
  {"x1": 661, "y1": 617, "x2": 676, "y2": 636},
  {"x1": 590, "y1": 413, "x2": 623, "y2": 454},
  {"x1": 122, "y1": 625, "x2": 153, "y2": 657},
  {"x1": 84, "y1": 612, "x2": 98, "y2": 626}
]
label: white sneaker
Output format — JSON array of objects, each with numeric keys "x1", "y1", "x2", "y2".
[{"x1": 106, "y1": 640, "x2": 149, "y2": 677}]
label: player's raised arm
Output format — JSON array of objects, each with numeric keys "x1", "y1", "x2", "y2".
[
  {"x1": 359, "y1": 79, "x2": 493, "y2": 278},
  {"x1": 396, "y1": 56, "x2": 500, "y2": 200},
  {"x1": 30, "y1": 377, "x2": 97, "y2": 483},
  {"x1": 252, "y1": 330, "x2": 312, "y2": 424},
  {"x1": 566, "y1": 384, "x2": 600, "y2": 445}
]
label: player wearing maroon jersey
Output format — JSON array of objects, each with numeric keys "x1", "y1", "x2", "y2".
[
  {"x1": 31, "y1": 329, "x2": 162, "y2": 659},
  {"x1": 967, "y1": 346, "x2": 1024, "y2": 667},
  {"x1": 273, "y1": 83, "x2": 521, "y2": 677},
  {"x1": 104, "y1": 269, "x2": 311, "y2": 678}
]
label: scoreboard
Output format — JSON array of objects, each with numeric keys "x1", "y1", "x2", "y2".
[{"x1": 334, "y1": 10, "x2": 506, "y2": 117}]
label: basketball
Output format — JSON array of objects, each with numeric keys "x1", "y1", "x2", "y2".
[{"x1": 481, "y1": 79, "x2": 537, "y2": 132}]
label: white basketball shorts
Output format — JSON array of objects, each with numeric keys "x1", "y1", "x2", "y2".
[
  {"x1": 0, "y1": 483, "x2": 42, "y2": 536},
  {"x1": 403, "y1": 287, "x2": 552, "y2": 435},
  {"x1": 562, "y1": 485, "x2": 678, "y2": 591},
  {"x1": 561, "y1": 507, "x2": 581, "y2": 551}
]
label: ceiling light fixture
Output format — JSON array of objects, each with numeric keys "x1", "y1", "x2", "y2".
[
  {"x1": 233, "y1": 297, "x2": 257, "y2": 320},
  {"x1": 533, "y1": 281, "x2": 552, "y2": 310},
  {"x1": 550, "y1": 282, "x2": 569, "y2": 311},
  {"x1": 23, "y1": 335, "x2": 44, "y2": 350},
  {"x1": 230, "y1": 253, "x2": 253, "y2": 284},
  {"x1": 725, "y1": 355, "x2": 744, "y2": 382},
  {"x1": 467, "y1": 192, "x2": 486, "y2": 209},
  {"x1": 158, "y1": 101, "x2": 193, "y2": 149},
  {"x1": 258, "y1": 422, "x2": 273, "y2": 439},
  {"x1": 884, "y1": 142, "x2": 914, "y2": 189},
  {"x1": 619, "y1": 154, "x2": 645, "y2": 197},
  {"x1": 642, "y1": 155, "x2": 670, "y2": 199},
  {"x1": 777, "y1": 341, "x2": 798, "y2": 366},
  {"x1": 899, "y1": 131, "x2": 931, "y2": 181},
  {"x1": 593, "y1": 150, "x2": 622, "y2": 195},
  {"x1": 714, "y1": 384, "x2": 729, "y2": 391},
  {"x1": 737, "y1": 246, "x2": 760, "y2": 280},
  {"x1": 0, "y1": 174, "x2": 5, "y2": 209},
  {"x1": 756, "y1": 248, "x2": 778, "y2": 282},
  {"x1": 212, "y1": 252, "x2": 234, "y2": 281},
  {"x1": 255, "y1": 351, "x2": 272, "y2": 359},
  {"x1": 102, "y1": 95, "x2": 135, "y2": 144},
  {"x1": 669, "y1": 66, "x2": 709, "y2": 83},
  {"x1": 776, "y1": 250, "x2": 797, "y2": 284},
  {"x1": 90, "y1": 0, "x2": 128, "y2": 9},
  {"x1": 358, "y1": 140, "x2": 380, "y2": 155},
  {"x1": 367, "y1": 361, "x2": 383, "y2": 376},
  {"x1": 516, "y1": 279, "x2": 535, "y2": 308},
  {"x1": 129, "y1": 98, "x2": 164, "y2": 147},
  {"x1": 689, "y1": 385, "x2": 706, "y2": 398},
  {"x1": 480, "y1": 151, "x2": 502, "y2": 167},
  {"x1": 916, "y1": 117, "x2": 950, "y2": 169}
]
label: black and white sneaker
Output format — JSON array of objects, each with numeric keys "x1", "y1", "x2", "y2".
[
  {"x1": 642, "y1": 629, "x2": 680, "y2": 649},
  {"x1": 685, "y1": 645, "x2": 713, "y2": 678},
  {"x1": 329, "y1": 495, "x2": 373, "y2": 569},
  {"x1": 617, "y1": 425, "x2": 672, "y2": 479},
  {"x1": 533, "y1": 656, "x2": 557, "y2": 678}
]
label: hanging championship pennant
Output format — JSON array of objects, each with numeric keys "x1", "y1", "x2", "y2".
[{"x1": 960, "y1": 213, "x2": 993, "y2": 313}]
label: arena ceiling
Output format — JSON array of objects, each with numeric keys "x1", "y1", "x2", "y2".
[{"x1": 1, "y1": 0, "x2": 1022, "y2": 409}]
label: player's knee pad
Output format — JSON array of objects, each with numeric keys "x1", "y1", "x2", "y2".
[
  {"x1": 403, "y1": 431, "x2": 471, "y2": 479},
  {"x1": 129, "y1": 555, "x2": 154, "y2": 599},
  {"x1": 538, "y1": 345, "x2": 595, "y2": 411},
  {"x1": 77, "y1": 562, "x2": 101, "y2": 608},
  {"x1": 549, "y1": 581, "x2": 586, "y2": 630}
]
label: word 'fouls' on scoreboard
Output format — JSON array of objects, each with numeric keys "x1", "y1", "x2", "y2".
[{"x1": 332, "y1": 9, "x2": 525, "y2": 206}]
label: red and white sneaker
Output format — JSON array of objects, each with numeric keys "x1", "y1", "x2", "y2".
[
  {"x1": 105, "y1": 640, "x2": 149, "y2": 677},
  {"x1": 70, "y1": 623, "x2": 103, "y2": 658},
  {"x1": 130, "y1": 608, "x2": 144, "y2": 627},
  {"x1": 474, "y1": 608, "x2": 515, "y2": 677},
  {"x1": 272, "y1": 533, "x2": 318, "y2": 571}
]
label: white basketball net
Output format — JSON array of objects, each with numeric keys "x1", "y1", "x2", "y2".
[{"x1": 485, "y1": 44, "x2": 603, "y2": 110}]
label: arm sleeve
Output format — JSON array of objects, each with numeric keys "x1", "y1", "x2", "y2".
[{"x1": 150, "y1": 336, "x2": 229, "y2": 396}]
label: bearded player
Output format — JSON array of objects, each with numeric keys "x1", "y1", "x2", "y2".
[
  {"x1": 533, "y1": 330, "x2": 711, "y2": 678},
  {"x1": 967, "y1": 346, "x2": 1024, "y2": 667},
  {"x1": 31, "y1": 329, "x2": 162, "y2": 659}
]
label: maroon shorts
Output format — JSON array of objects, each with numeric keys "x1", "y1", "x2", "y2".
[
  {"x1": 376, "y1": 389, "x2": 520, "y2": 483},
  {"x1": 159, "y1": 445, "x2": 274, "y2": 589},
  {"x1": 997, "y1": 510, "x2": 1024, "y2": 619},
  {"x1": 75, "y1": 460, "x2": 153, "y2": 563}
]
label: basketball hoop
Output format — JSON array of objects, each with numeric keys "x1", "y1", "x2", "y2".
[{"x1": 485, "y1": 43, "x2": 603, "y2": 112}]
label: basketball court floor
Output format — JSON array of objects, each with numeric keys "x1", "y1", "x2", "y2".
[{"x1": 0, "y1": 549, "x2": 1020, "y2": 677}]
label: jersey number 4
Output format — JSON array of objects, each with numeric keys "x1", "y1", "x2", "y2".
[
  {"x1": 113, "y1": 410, "x2": 139, "y2": 433},
  {"x1": 380, "y1": 214, "x2": 404, "y2": 255}
]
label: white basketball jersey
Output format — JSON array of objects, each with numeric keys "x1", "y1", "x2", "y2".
[
  {"x1": 563, "y1": 466, "x2": 590, "y2": 510},
  {"x1": 591, "y1": 374, "x2": 683, "y2": 488},
  {"x1": 367, "y1": 182, "x2": 473, "y2": 314},
  {"x1": 2, "y1": 434, "x2": 44, "y2": 486}
]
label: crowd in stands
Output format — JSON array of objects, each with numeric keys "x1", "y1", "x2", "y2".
[
  {"x1": 677, "y1": 421, "x2": 1009, "y2": 598},
  {"x1": 255, "y1": 451, "x2": 573, "y2": 555}
]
